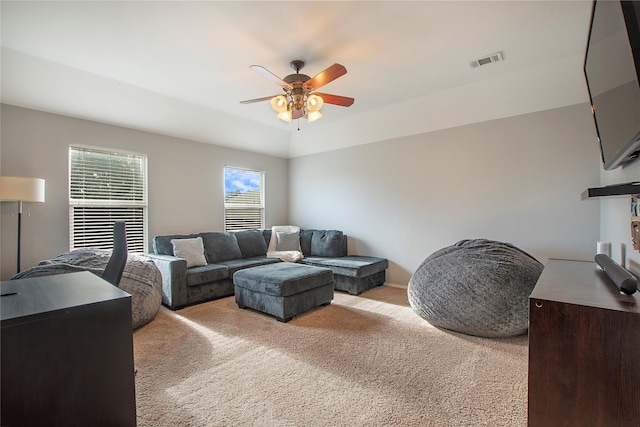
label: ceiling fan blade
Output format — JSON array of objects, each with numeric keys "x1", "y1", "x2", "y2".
[
  {"x1": 292, "y1": 108, "x2": 304, "y2": 119},
  {"x1": 250, "y1": 65, "x2": 293, "y2": 89},
  {"x1": 314, "y1": 93, "x2": 355, "y2": 107},
  {"x1": 303, "y1": 63, "x2": 347, "y2": 91},
  {"x1": 240, "y1": 95, "x2": 278, "y2": 104}
]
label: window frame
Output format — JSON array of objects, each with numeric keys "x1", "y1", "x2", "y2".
[
  {"x1": 68, "y1": 144, "x2": 149, "y2": 253},
  {"x1": 223, "y1": 166, "x2": 265, "y2": 232}
]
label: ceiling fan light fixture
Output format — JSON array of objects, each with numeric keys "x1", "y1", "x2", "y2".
[
  {"x1": 270, "y1": 95, "x2": 288, "y2": 113},
  {"x1": 276, "y1": 110, "x2": 292, "y2": 122},
  {"x1": 307, "y1": 94, "x2": 324, "y2": 112},
  {"x1": 242, "y1": 61, "x2": 353, "y2": 125},
  {"x1": 307, "y1": 110, "x2": 323, "y2": 123}
]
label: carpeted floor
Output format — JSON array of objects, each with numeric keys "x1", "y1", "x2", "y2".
[{"x1": 133, "y1": 285, "x2": 528, "y2": 427}]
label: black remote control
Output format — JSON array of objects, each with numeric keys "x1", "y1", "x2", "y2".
[{"x1": 594, "y1": 254, "x2": 638, "y2": 295}]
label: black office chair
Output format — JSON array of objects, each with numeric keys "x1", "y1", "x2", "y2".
[{"x1": 102, "y1": 221, "x2": 128, "y2": 287}]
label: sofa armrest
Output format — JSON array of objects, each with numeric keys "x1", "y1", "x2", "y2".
[{"x1": 145, "y1": 253, "x2": 188, "y2": 309}]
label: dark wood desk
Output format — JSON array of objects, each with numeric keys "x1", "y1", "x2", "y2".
[
  {"x1": 1, "y1": 271, "x2": 136, "y2": 426},
  {"x1": 528, "y1": 259, "x2": 640, "y2": 426}
]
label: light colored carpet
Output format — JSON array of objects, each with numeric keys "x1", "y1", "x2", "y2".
[{"x1": 133, "y1": 285, "x2": 528, "y2": 427}]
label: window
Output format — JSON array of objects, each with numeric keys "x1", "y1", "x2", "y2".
[
  {"x1": 69, "y1": 146, "x2": 148, "y2": 252},
  {"x1": 224, "y1": 166, "x2": 264, "y2": 231}
]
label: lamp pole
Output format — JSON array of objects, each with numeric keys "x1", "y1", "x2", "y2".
[{"x1": 17, "y1": 200, "x2": 23, "y2": 273}]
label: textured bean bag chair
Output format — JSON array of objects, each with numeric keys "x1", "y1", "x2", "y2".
[
  {"x1": 12, "y1": 249, "x2": 162, "y2": 330},
  {"x1": 407, "y1": 239, "x2": 543, "y2": 338}
]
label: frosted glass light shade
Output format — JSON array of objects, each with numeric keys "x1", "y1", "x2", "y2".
[
  {"x1": 270, "y1": 95, "x2": 288, "y2": 113},
  {"x1": 307, "y1": 94, "x2": 324, "y2": 112},
  {"x1": 0, "y1": 176, "x2": 46, "y2": 202},
  {"x1": 307, "y1": 111, "x2": 323, "y2": 123},
  {"x1": 276, "y1": 110, "x2": 292, "y2": 122}
]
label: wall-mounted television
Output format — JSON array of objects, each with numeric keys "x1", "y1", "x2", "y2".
[{"x1": 584, "y1": 0, "x2": 640, "y2": 170}]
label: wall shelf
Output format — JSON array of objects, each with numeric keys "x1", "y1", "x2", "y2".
[{"x1": 581, "y1": 182, "x2": 640, "y2": 199}]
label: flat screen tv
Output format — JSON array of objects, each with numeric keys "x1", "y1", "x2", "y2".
[{"x1": 584, "y1": 0, "x2": 640, "y2": 170}]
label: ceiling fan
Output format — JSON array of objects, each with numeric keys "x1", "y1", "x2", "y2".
[{"x1": 240, "y1": 60, "x2": 354, "y2": 123}]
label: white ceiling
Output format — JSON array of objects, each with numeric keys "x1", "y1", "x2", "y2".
[{"x1": 1, "y1": 1, "x2": 594, "y2": 158}]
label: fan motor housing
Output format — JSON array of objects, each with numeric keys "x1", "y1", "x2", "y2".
[{"x1": 284, "y1": 73, "x2": 310, "y2": 85}]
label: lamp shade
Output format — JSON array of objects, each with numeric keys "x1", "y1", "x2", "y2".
[
  {"x1": 307, "y1": 110, "x2": 323, "y2": 123},
  {"x1": 0, "y1": 176, "x2": 46, "y2": 203},
  {"x1": 270, "y1": 95, "x2": 288, "y2": 113},
  {"x1": 307, "y1": 94, "x2": 324, "y2": 112},
  {"x1": 276, "y1": 110, "x2": 292, "y2": 122}
]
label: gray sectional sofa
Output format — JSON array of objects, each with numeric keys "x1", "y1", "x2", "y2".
[{"x1": 147, "y1": 229, "x2": 388, "y2": 310}]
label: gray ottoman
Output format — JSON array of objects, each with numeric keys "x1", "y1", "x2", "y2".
[{"x1": 233, "y1": 263, "x2": 334, "y2": 322}]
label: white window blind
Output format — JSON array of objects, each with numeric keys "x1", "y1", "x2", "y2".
[
  {"x1": 69, "y1": 146, "x2": 148, "y2": 252},
  {"x1": 224, "y1": 167, "x2": 264, "y2": 231}
]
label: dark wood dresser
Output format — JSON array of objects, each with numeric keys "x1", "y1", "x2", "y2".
[
  {"x1": 528, "y1": 258, "x2": 640, "y2": 426},
  {"x1": 1, "y1": 271, "x2": 136, "y2": 426}
]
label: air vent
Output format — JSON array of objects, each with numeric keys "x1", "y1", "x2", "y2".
[{"x1": 470, "y1": 51, "x2": 504, "y2": 68}]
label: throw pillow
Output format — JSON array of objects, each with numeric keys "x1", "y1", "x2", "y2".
[
  {"x1": 276, "y1": 231, "x2": 301, "y2": 251},
  {"x1": 171, "y1": 237, "x2": 208, "y2": 268},
  {"x1": 267, "y1": 226, "x2": 301, "y2": 252},
  {"x1": 154, "y1": 234, "x2": 198, "y2": 256}
]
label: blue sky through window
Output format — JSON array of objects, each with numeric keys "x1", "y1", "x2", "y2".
[{"x1": 224, "y1": 168, "x2": 261, "y2": 198}]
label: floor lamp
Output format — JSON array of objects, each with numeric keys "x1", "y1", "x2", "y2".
[{"x1": 0, "y1": 176, "x2": 46, "y2": 274}]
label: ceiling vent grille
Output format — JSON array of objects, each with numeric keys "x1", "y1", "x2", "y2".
[{"x1": 470, "y1": 51, "x2": 504, "y2": 68}]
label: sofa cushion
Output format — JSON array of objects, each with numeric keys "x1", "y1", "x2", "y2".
[
  {"x1": 153, "y1": 234, "x2": 198, "y2": 256},
  {"x1": 245, "y1": 256, "x2": 282, "y2": 266},
  {"x1": 302, "y1": 256, "x2": 388, "y2": 278},
  {"x1": 171, "y1": 237, "x2": 208, "y2": 268},
  {"x1": 262, "y1": 229, "x2": 272, "y2": 248},
  {"x1": 216, "y1": 259, "x2": 263, "y2": 277},
  {"x1": 311, "y1": 230, "x2": 345, "y2": 257},
  {"x1": 276, "y1": 231, "x2": 301, "y2": 251},
  {"x1": 234, "y1": 230, "x2": 267, "y2": 258},
  {"x1": 186, "y1": 263, "x2": 229, "y2": 287},
  {"x1": 299, "y1": 229, "x2": 314, "y2": 255},
  {"x1": 200, "y1": 232, "x2": 243, "y2": 263}
]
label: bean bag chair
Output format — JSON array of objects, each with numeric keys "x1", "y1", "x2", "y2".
[
  {"x1": 12, "y1": 249, "x2": 162, "y2": 330},
  {"x1": 407, "y1": 239, "x2": 543, "y2": 338}
]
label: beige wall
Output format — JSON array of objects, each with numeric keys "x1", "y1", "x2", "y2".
[
  {"x1": 0, "y1": 105, "x2": 289, "y2": 280},
  {"x1": 2, "y1": 102, "x2": 606, "y2": 286},
  {"x1": 289, "y1": 104, "x2": 602, "y2": 285}
]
